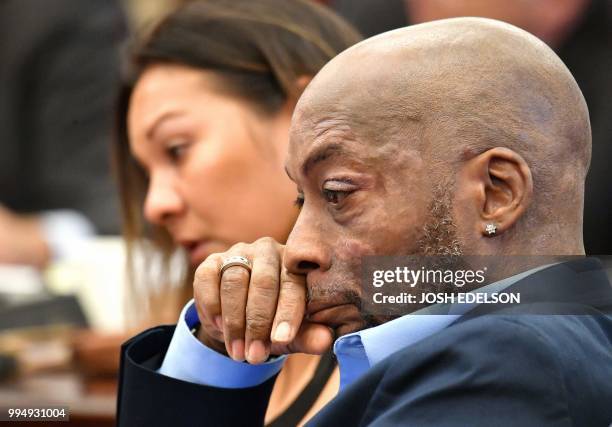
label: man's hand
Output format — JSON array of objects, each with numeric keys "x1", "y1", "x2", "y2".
[{"x1": 193, "y1": 237, "x2": 334, "y2": 364}]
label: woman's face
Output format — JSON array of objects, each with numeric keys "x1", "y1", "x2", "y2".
[{"x1": 128, "y1": 64, "x2": 299, "y2": 266}]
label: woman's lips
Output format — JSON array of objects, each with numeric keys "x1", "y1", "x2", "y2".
[
  {"x1": 185, "y1": 241, "x2": 214, "y2": 266},
  {"x1": 178, "y1": 239, "x2": 232, "y2": 267}
]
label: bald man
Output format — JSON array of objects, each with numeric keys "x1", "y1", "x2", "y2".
[{"x1": 117, "y1": 18, "x2": 612, "y2": 426}]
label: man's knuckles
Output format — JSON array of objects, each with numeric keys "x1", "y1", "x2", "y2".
[
  {"x1": 249, "y1": 272, "x2": 279, "y2": 292},
  {"x1": 220, "y1": 268, "x2": 250, "y2": 291},
  {"x1": 253, "y1": 236, "x2": 280, "y2": 249},
  {"x1": 222, "y1": 316, "x2": 245, "y2": 334},
  {"x1": 193, "y1": 258, "x2": 217, "y2": 284},
  {"x1": 245, "y1": 310, "x2": 274, "y2": 335}
]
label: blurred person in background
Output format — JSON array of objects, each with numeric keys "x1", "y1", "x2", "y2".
[
  {"x1": 329, "y1": 0, "x2": 612, "y2": 255},
  {"x1": 113, "y1": 0, "x2": 361, "y2": 424},
  {"x1": 0, "y1": 0, "x2": 126, "y2": 268}
]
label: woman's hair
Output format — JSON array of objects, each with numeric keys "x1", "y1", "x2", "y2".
[{"x1": 112, "y1": 0, "x2": 361, "y2": 323}]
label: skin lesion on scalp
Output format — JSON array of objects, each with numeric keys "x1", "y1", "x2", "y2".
[{"x1": 308, "y1": 114, "x2": 358, "y2": 145}]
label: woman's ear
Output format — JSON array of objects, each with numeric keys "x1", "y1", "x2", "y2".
[
  {"x1": 460, "y1": 147, "x2": 533, "y2": 237},
  {"x1": 296, "y1": 75, "x2": 312, "y2": 93},
  {"x1": 280, "y1": 75, "x2": 313, "y2": 117}
]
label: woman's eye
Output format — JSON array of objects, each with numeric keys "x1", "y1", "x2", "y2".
[{"x1": 166, "y1": 142, "x2": 189, "y2": 162}]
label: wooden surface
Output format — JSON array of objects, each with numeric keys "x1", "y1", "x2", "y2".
[{"x1": 0, "y1": 370, "x2": 116, "y2": 426}]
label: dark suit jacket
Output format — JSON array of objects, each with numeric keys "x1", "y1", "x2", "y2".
[
  {"x1": 0, "y1": 0, "x2": 126, "y2": 234},
  {"x1": 117, "y1": 259, "x2": 612, "y2": 426}
]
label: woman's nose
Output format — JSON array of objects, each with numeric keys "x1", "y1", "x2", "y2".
[{"x1": 143, "y1": 172, "x2": 185, "y2": 226}]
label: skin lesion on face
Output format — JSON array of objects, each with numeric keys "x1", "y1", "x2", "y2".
[
  {"x1": 283, "y1": 17, "x2": 592, "y2": 340},
  {"x1": 311, "y1": 187, "x2": 465, "y2": 334},
  {"x1": 286, "y1": 116, "x2": 465, "y2": 335}
]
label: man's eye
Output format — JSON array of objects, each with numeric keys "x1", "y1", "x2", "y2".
[
  {"x1": 322, "y1": 179, "x2": 356, "y2": 207},
  {"x1": 322, "y1": 189, "x2": 350, "y2": 206}
]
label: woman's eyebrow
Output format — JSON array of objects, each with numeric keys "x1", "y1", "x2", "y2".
[{"x1": 146, "y1": 111, "x2": 185, "y2": 141}]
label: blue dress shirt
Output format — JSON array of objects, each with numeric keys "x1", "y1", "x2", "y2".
[
  {"x1": 158, "y1": 301, "x2": 286, "y2": 388},
  {"x1": 159, "y1": 265, "x2": 550, "y2": 390}
]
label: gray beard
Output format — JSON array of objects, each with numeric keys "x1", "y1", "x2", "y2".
[
  {"x1": 360, "y1": 182, "x2": 465, "y2": 328},
  {"x1": 416, "y1": 182, "x2": 463, "y2": 257}
]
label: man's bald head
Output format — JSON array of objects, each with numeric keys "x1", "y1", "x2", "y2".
[{"x1": 290, "y1": 17, "x2": 591, "y2": 254}]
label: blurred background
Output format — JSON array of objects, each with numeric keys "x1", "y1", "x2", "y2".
[{"x1": 0, "y1": 0, "x2": 609, "y2": 425}]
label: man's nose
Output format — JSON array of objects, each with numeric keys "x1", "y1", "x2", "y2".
[
  {"x1": 283, "y1": 211, "x2": 331, "y2": 275},
  {"x1": 143, "y1": 172, "x2": 185, "y2": 226}
]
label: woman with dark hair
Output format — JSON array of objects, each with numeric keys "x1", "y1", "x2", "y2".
[{"x1": 114, "y1": 0, "x2": 361, "y2": 424}]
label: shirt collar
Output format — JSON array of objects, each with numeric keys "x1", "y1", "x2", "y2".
[{"x1": 333, "y1": 263, "x2": 553, "y2": 389}]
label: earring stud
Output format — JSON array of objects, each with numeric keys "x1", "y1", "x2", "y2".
[{"x1": 485, "y1": 223, "x2": 497, "y2": 236}]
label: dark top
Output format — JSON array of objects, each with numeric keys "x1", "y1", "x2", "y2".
[{"x1": 268, "y1": 351, "x2": 336, "y2": 427}]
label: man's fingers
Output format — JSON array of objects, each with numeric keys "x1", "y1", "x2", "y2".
[
  {"x1": 270, "y1": 267, "x2": 306, "y2": 346},
  {"x1": 244, "y1": 238, "x2": 282, "y2": 364},
  {"x1": 193, "y1": 240, "x2": 314, "y2": 363},
  {"x1": 193, "y1": 254, "x2": 223, "y2": 332},
  {"x1": 271, "y1": 321, "x2": 334, "y2": 355},
  {"x1": 220, "y1": 263, "x2": 250, "y2": 361}
]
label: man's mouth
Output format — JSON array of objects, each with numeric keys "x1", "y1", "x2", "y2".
[
  {"x1": 306, "y1": 303, "x2": 361, "y2": 326},
  {"x1": 305, "y1": 300, "x2": 339, "y2": 317},
  {"x1": 306, "y1": 303, "x2": 367, "y2": 338}
]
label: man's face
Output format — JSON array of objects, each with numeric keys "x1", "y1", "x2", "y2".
[{"x1": 283, "y1": 114, "x2": 461, "y2": 336}]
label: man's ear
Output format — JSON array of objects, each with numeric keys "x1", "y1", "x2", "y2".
[{"x1": 460, "y1": 147, "x2": 533, "y2": 237}]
